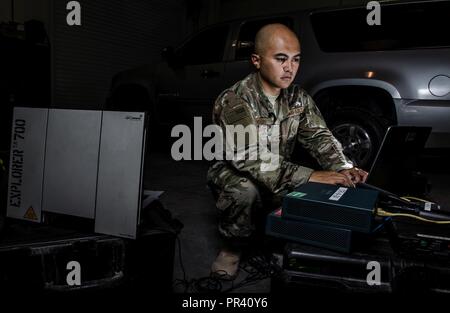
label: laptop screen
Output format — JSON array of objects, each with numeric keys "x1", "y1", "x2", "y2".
[{"x1": 365, "y1": 126, "x2": 431, "y2": 194}]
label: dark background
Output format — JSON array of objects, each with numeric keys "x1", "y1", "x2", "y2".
[{"x1": 0, "y1": 0, "x2": 449, "y2": 294}]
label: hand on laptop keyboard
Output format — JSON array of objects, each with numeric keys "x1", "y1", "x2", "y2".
[
  {"x1": 308, "y1": 170, "x2": 355, "y2": 187},
  {"x1": 340, "y1": 167, "x2": 368, "y2": 184}
]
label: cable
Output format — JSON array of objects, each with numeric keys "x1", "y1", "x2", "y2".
[
  {"x1": 388, "y1": 194, "x2": 422, "y2": 209},
  {"x1": 172, "y1": 235, "x2": 224, "y2": 293},
  {"x1": 193, "y1": 276, "x2": 223, "y2": 293},
  {"x1": 172, "y1": 235, "x2": 194, "y2": 293},
  {"x1": 176, "y1": 236, "x2": 187, "y2": 283},
  {"x1": 358, "y1": 182, "x2": 429, "y2": 210},
  {"x1": 401, "y1": 196, "x2": 435, "y2": 204},
  {"x1": 377, "y1": 208, "x2": 450, "y2": 224},
  {"x1": 222, "y1": 252, "x2": 282, "y2": 293},
  {"x1": 172, "y1": 239, "x2": 281, "y2": 293}
]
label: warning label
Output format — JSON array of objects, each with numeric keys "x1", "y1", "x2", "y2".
[{"x1": 24, "y1": 206, "x2": 38, "y2": 220}]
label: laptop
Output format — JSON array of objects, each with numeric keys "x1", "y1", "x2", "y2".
[{"x1": 359, "y1": 125, "x2": 432, "y2": 195}]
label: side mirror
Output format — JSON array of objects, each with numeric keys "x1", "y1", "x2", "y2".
[
  {"x1": 237, "y1": 41, "x2": 254, "y2": 49},
  {"x1": 235, "y1": 41, "x2": 255, "y2": 60}
]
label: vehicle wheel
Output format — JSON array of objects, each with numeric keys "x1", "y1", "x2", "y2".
[{"x1": 328, "y1": 108, "x2": 389, "y2": 169}]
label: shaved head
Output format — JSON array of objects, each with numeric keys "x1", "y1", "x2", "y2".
[
  {"x1": 254, "y1": 23, "x2": 299, "y2": 55},
  {"x1": 251, "y1": 23, "x2": 301, "y2": 95}
]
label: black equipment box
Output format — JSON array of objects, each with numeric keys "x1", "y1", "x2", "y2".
[
  {"x1": 0, "y1": 200, "x2": 180, "y2": 293},
  {"x1": 0, "y1": 222, "x2": 126, "y2": 291},
  {"x1": 390, "y1": 219, "x2": 450, "y2": 262},
  {"x1": 283, "y1": 182, "x2": 379, "y2": 233},
  {"x1": 272, "y1": 236, "x2": 450, "y2": 294}
]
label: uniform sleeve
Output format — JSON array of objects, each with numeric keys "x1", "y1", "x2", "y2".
[
  {"x1": 296, "y1": 93, "x2": 354, "y2": 172},
  {"x1": 215, "y1": 91, "x2": 314, "y2": 194}
]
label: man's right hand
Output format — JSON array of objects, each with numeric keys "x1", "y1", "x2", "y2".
[{"x1": 308, "y1": 170, "x2": 354, "y2": 187}]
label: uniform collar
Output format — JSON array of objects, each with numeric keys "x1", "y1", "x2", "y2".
[
  {"x1": 252, "y1": 72, "x2": 279, "y2": 117},
  {"x1": 253, "y1": 72, "x2": 291, "y2": 116}
]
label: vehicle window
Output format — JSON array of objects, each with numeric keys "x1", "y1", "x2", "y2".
[
  {"x1": 235, "y1": 17, "x2": 294, "y2": 60},
  {"x1": 177, "y1": 25, "x2": 229, "y2": 65},
  {"x1": 311, "y1": 1, "x2": 450, "y2": 52}
]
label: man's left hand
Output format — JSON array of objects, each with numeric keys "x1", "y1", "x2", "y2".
[{"x1": 339, "y1": 168, "x2": 369, "y2": 185}]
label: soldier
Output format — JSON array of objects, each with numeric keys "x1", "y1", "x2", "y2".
[{"x1": 207, "y1": 24, "x2": 368, "y2": 280}]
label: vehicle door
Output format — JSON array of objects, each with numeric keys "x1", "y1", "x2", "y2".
[{"x1": 157, "y1": 24, "x2": 231, "y2": 125}]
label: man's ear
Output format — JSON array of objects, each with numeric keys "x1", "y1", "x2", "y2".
[{"x1": 251, "y1": 54, "x2": 260, "y2": 69}]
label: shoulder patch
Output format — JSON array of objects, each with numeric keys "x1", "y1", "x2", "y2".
[{"x1": 223, "y1": 104, "x2": 254, "y2": 126}]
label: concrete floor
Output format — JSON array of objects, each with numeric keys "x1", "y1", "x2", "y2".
[
  {"x1": 143, "y1": 146, "x2": 450, "y2": 293},
  {"x1": 143, "y1": 147, "x2": 272, "y2": 293}
]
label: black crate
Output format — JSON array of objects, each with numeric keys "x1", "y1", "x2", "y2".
[{"x1": 272, "y1": 237, "x2": 450, "y2": 294}]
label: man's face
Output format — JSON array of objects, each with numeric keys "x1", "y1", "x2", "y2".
[{"x1": 252, "y1": 35, "x2": 301, "y2": 94}]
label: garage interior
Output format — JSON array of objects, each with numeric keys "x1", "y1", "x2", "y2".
[{"x1": 1, "y1": 0, "x2": 450, "y2": 297}]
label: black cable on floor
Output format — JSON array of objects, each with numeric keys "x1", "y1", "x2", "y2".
[
  {"x1": 177, "y1": 236, "x2": 187, "y2": 282},
  {"x1": 222, "y1": 253, "x2": 282, "y2": 293},
  {"x1": 173, "y1": 237, "x2": 282, "y2": 293}
]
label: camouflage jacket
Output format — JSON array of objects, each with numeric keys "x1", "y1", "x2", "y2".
[{"x1": 209, "y1": 72, "x2": 353, "y2": 194}]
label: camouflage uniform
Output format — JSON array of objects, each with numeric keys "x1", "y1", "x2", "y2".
[{"x1": 207, "y1": 72, "x2": 353, "y2": 238}]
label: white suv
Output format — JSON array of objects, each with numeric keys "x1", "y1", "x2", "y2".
[{"x1": 107, "y1": 0, "x2": 450, "y2": 168}]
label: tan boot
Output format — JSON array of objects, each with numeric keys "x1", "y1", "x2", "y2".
[{"x1": 211, "y1": 249, "x2": 241, "y2": 280}]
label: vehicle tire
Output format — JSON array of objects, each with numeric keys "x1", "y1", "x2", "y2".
[{"x1": 328, "y1": 107, "x2": 389, "y2": 170}]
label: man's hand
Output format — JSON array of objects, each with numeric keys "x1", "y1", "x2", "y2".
[
  {"x1": 339, "y1": 167, "x2": 368, "y2": 184},
  {"x1": 308, "y1": 171, "x2": 355, "y2": 187}
]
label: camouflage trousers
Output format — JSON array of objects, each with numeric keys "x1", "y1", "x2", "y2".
[{"x1": 207, "y1": 162, "x2": 288, "y2": 239}]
